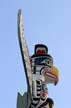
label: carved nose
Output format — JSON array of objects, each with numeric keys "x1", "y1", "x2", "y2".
[
  {"x1": 50, "y1": 66, "x2": 59, "y2": 85},
  {"x1": 41, "y1": 66, "x2": 59, "y2": 85}
]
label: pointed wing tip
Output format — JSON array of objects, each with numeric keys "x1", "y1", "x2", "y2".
[
  {"x1": 18, "y1": 9, "x2": 23, "y2": 25},
  {"x1": 18, "y1": 9, "x2": 21, "y2": 15}
]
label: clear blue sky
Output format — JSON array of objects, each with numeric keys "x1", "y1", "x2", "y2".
[{"x1": 0, "y1": 0, "x2": 71, "y2": 108}]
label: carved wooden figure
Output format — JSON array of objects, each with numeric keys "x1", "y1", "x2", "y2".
[{"x1": 17, "y1": 9, "x2": 59, "y2": 108}]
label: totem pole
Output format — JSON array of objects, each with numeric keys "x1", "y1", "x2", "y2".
[{"x1": 17, "y1": 9, "x2": 59, "y2": 108}]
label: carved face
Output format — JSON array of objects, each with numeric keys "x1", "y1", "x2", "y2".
[
  {"x1": 31, "y1": 54, "x2": 59, "y2": 99},
  {"x1": 31, "y1": 55, "x2": 53, "y2": 75},
  {"x1": 31, "y1": 54, "x2": 59, "y2": 85}
]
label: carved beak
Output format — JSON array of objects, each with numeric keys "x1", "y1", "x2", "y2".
[{"x1": 44, "y1": 66, "x2": 59, "y2": 85}]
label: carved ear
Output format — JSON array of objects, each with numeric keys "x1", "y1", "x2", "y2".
[
  {"x1": 17, "y1": 92, "x2": 24, "y2": 108},
  {"x1": 17, "y1": 92, "x2": 31, "y2": 108}
]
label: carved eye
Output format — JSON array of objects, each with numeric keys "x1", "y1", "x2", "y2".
[{"x1": 45, "y1": 60, "x2": 50, "y2": 65}]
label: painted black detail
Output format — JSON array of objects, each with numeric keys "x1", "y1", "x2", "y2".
[
  {"x1": 35, "y1": 44, "x2": 48, "y2": 54},
  {"x1": 38, "y1": 98, "x2": 54, "y2": 108}
]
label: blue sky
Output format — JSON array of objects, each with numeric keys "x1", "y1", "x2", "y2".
[{"x1": 0, "y1": 0, "x2": 71, "y2": 108}]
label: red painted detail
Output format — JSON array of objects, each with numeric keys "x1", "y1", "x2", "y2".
[
  {"x1": 36, "y1": 50, "x2": 46, "y2": 54},
  {"x1": 41, "y1": 92, "x2": 47, "y2": 97},
  {"x1": 41, "y1": 101, "x2": 48, "y2": 107},
  {"x1": 44, "y1": 71, "x2": 58, "y2": 85},
  {"x1": 44, "y1": 71, "x2": 56, "y2": 79}
]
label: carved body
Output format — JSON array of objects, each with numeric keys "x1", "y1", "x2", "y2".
[{"x1": 29, "y1": 44, "x2": 57, "y2": 108}]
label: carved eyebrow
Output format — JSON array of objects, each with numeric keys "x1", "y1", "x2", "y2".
[
  {"x1": 46, "y1": 57, "x2": 52, "y2": 61},
  {"x1": 38, "y1": 63, "x2": 52, "y2": 68}
]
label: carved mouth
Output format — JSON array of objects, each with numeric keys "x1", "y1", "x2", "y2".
[
  {"x1": 42, "y1": 67, "x2": 59, "y2": 85},
  {"x1": 44, "y1": 71, "x2": 58, "y2": 85},
  {"x1": 41, "y1": 92, "x2": 47, "y2": 97}
]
